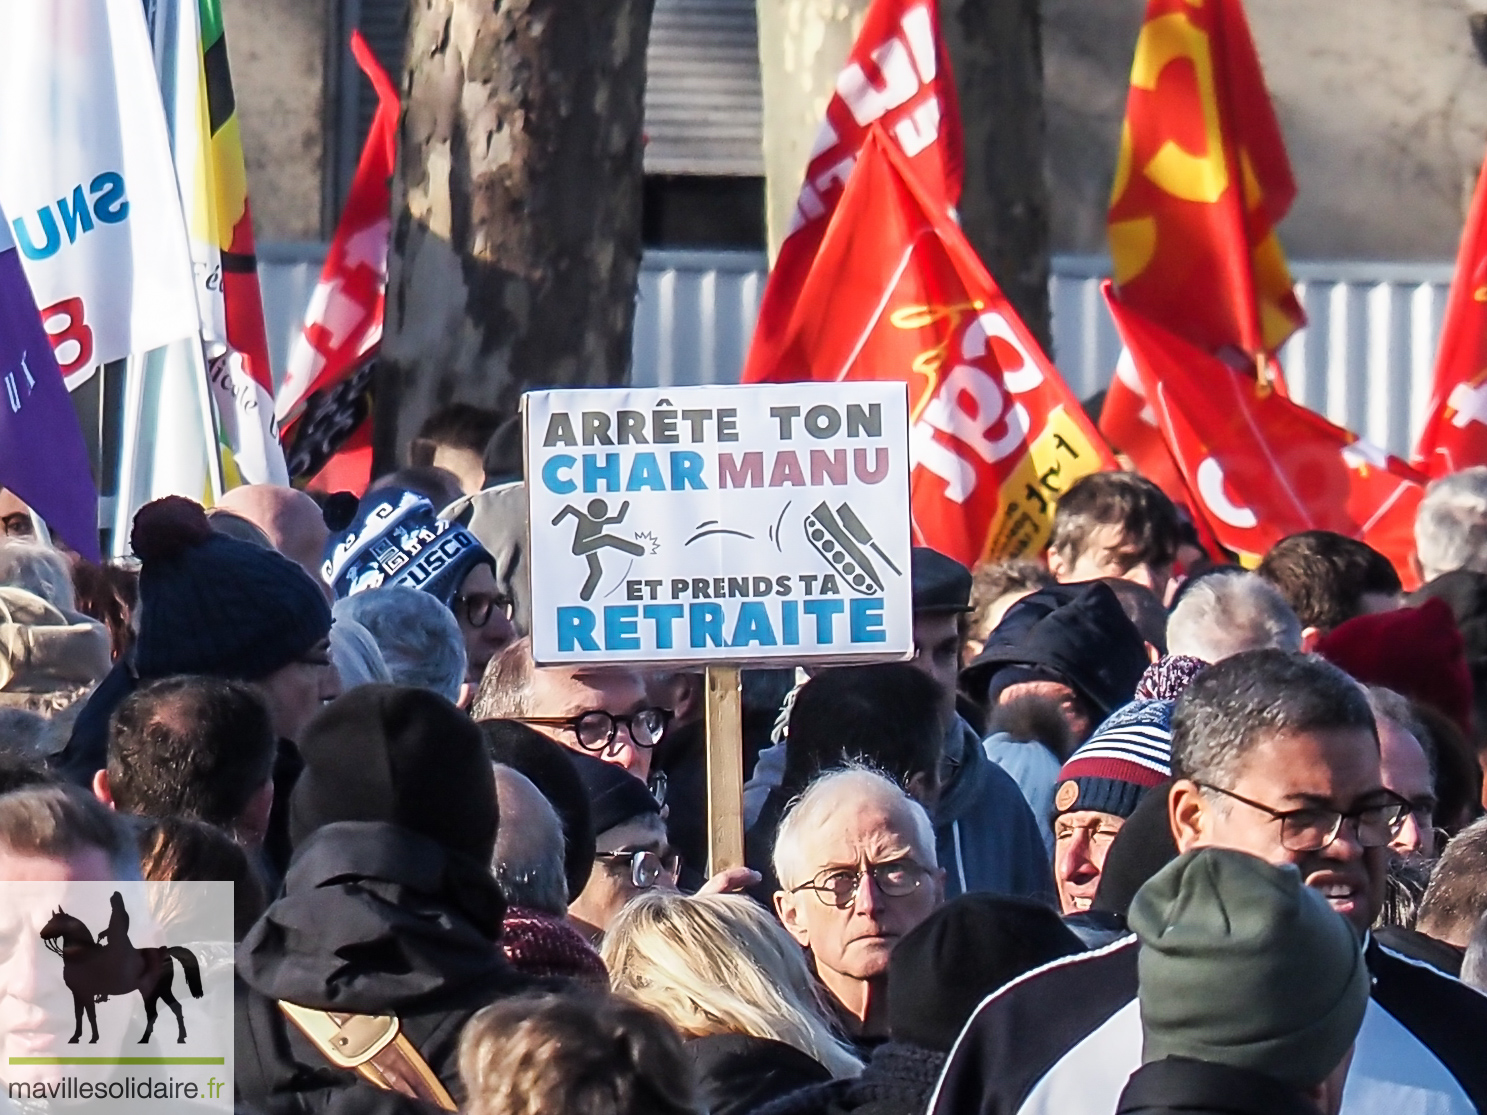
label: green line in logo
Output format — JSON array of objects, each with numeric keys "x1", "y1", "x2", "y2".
[{"x1": 8, "y1": 1057, "x2": 226, "y2": 1065}]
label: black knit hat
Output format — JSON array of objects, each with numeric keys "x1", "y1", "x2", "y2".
[
  {"x1": 131, "y1": 496, "x2": 331, "y2": 681},
  {"x1": 569, "y1": 750, "x2": 660, "y2": 835},
  {"x1": 961, "y1": 582, "x2": 1147, "y2": 718},
  {"x1": 887, "y1": 894, "x2": 1084, "y2": 1051},
  {"x1": 289, "y1": 684, "x2": 498, "y2": 866}
]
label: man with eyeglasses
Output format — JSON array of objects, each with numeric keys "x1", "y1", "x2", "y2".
[
  {"x1": 566, "y1": 750, "x2": 681, "y2": 940},
  {"x1": 474, "y1": 637, "x2": 667, "y2": 783},
  {"x1": 773, "y1": 767, "x2": 944, "y2": 1049},
  {"x1": 930, "y1": 650, "x2": 1487, "y2": 1115}
]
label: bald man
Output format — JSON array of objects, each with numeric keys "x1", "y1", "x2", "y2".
[{"x1": 217, "y1": 485, "x2": 330, "y2": 598}]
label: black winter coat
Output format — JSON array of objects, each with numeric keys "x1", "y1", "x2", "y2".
[
  {"x1": 753, "y1": 1041, "x2": 947, "y2": 1115},
  {"x1": 1116, "y1": 1058, "x2": 1325, "y2": 1115},
  {"x1": 235, "y1": 821, "x2": 537, "y2": 1115},
  {"x1": 684, "y1": 1033, "x2": 834, "y2": 1115}
]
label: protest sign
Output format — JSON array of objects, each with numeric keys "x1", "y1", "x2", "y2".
[{"x1": 525, "y1": 383, "x2": 914, "y2": 667}]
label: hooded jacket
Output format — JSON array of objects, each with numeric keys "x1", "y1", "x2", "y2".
[
  {"x1": 236, "y1": 822, "x2": 536, "y2": 1114},
  {"x1": 927, "y1": 936, "x2": 1487, "y2": 1115},
  {"x1": 934, "y1": 717, "x2": 1054, "y2": 902}
]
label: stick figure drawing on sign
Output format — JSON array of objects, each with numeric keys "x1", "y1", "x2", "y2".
[{"x1": 553, "y1": 498, "x2": 646, "y2": 600}]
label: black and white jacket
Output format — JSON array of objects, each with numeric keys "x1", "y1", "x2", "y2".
[{"x1": 927, "y1": 935, "x2": 1487, "y2": 1115}]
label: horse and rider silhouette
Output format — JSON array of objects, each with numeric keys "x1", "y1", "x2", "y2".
[{"x1": 39, "y1": 892, "x2": 203, "y2": 1045}]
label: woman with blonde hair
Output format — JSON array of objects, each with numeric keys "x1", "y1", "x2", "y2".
[{"x1": 603, "y1": 890, "x2": 861, "y2": 1115}]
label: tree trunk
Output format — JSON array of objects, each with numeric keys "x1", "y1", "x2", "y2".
[
  {"x1": 942, "y1": 0, "x2": 1051, "y2": 351},
  {"x1": 375, "y1": 0, "x2": 657, "y2": 471},
  {"x1": 754, "y1": 0, "x2": 1051, "y2": 347}
]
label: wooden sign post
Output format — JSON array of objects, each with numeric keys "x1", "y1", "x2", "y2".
[{"x1": 704, "y1": 663, "x2": 745, "y2": 874}]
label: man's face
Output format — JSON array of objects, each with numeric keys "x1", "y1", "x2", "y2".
[
  {"x1": 1173, "y1": 726, "x2": 1389, "y2": 933},
  {"x1": 0, "y1": 489, "x2": 36, "y2": 541},
  {"x1": 910, "y1": 612, "x2": 962, "y2": 716},
  {"x1": 253, "y1": 637, "x2": 342, "y2": 742},
  {"x1": 1049, "y1": 523, "x2": 1173, "y2": 601},
  {"x1": 774, "y1": 802, "x2": 943, "y2": 990},
  {"x1": 455, "y1": 563, "x2": 517, "y2": 683},
  {"x1": 528, "y1": 665, "x2": 657, "y2": 780},
  {"x1": 1053, "y1": 809, "x2": 1125, "y2": 914},
  {"x1": 0, "y1": 845, "x2": 119, "y2": 1073},
  {"x1": 1378, "y1": 715, "x2": 1436, "y2": 857},
  {"x1": 997, "y1": 679, "x2": 1095, "y2": 745},
  {"x1": 567, "y1": 814, "x2": 677, "y2": 935}
]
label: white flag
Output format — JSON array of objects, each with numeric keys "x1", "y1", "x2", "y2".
[{"x1": 0, "y1": 0, "x2": 200, "y2": 388}]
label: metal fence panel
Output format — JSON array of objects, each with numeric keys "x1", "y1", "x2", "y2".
[{"x1": 258, "y1": 245, "x2": 1454, "y2": 459}]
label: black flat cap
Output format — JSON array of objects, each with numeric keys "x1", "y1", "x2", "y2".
[{"x1": 912, "y1": 547, "x2": 973, "y2": 614}]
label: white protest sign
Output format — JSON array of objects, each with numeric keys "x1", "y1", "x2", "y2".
[{"x1": 526, "y1": 383, "x2": 914, "y2": 666}]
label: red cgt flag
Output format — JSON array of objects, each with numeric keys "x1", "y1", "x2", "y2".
[
  {"x1": 1107, "y1": 0, "x2": 1304, "y2": 360},
  {"x1": 1106, "y1": 285, "x2": 1424, "y2": 585},
  {"x1": 1415, "y1": 145, "x2": 1487, "y2": 477},
  {"x1": 755, "y1": 126, "x2": 1115, "y2": 566},
  {"x1": 743, "y1": 0, "x2": 961, "y2": 386},
  {"x1": 274, "y1": 31, "x2": 398, "y2": 494}
]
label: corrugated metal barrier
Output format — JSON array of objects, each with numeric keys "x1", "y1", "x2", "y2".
[{"x1": 259, "y1": 245, "x2": 1454, "y2": 460}]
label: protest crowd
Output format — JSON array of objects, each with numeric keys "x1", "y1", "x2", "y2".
[
  {"x1": 6, "y1": 0, "x2": 1487, "y2": 1112},
  {"x1": 4, "y1": 446, "x2": 1487, "y2": 1115}
]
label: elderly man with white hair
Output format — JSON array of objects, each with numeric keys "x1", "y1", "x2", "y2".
[
  {"x1": 773, "y1": 766, "x2": 944, "y2": 1046},
  {"x1": 1165, "y1": 570, "x2": 1302, "y2": 663},
  {"x1": 332, "y1": 587, "x2": 467, "y2": 704},
  {"x1": 1415, "y1": 466, "x2": 1487, "y2": 583}
]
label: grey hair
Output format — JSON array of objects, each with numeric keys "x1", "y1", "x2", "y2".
[
  {"x1": 472, "y1": 637, "x2": 536, "y2": 721},
  {"x1": 328, "y1": 617, "x2": 393, "y2": 689},
  {"x1": 1365, "y1": 685, "x2": 1435, "y2": 782},
  {"x1": 0, "y1": 541, "x2": 76, "y2": 612},
  {"x1": 492, "y1": 764, "x2": 568, "y2": 915},
  {"x1": 1166, "y1": 572, "x2": 1302, "y2": 662},
  {"x1": 1415, "y1": 467, "x2": 1487, "y2": 582},
  {"x1": 1171, "y1": 650, "x2": 1376, "y2": 789},
  {"x1": 772, "y1": 764, "x2": 937, "y2": 891},
  {"x1": 1418, "y1": 817, "x2": 1487, "y2": 947},
  {"x1": 333, "y1": 587, "x2": 467, "y2": 704},
  {"x1": 0, "y1": 784, "x2": 142, "y2": 880}
]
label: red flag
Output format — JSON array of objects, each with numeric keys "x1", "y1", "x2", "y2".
[
  {"x1": 742, "y1": 0, "x2": 961, "y2": 385},
  {"x1": 754, "y1": 126, "x2": 1115, "y2": 565},
  {"x1": 1107, "y1": 0, "x2": 1303, "y2": 361},
  {"x1": 1106, "y1": 284, "x2": 1424, "y2": 585},
  {"x1": 1415, "y1": 147, "x2": 1487, "y2": 477},
  {"x1": 275, "y1": 31, "x2": 397, "y2": 494}
]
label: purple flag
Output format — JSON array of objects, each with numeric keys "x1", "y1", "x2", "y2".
[{"x1": 0, "y1": 210, "x2": 101, "y2": 560}]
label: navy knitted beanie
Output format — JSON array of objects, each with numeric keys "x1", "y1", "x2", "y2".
[{"x1": 132, "y1": 496, "x2": 332, "y2": 681}]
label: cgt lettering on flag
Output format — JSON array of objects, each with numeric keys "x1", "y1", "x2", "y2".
[{"x1": 791, "y1": 3, "x2": 950, "y2": 236}]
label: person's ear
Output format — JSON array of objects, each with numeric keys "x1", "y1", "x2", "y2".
[
  {"x1": 91, "y1": 769, "x2": 114, "y2": 809},
  {"x1": 235, "y1": 779, "x2": 276, "y2": 847},
  {"x1": 774, "y1": 890, "x2": 811, "y2": 948},
  {"x1": 1145, "y1": 641, "x2": 1162, "y2": 664},
  {"x1": 1046, "y1": 547, "x2": 1069, "y2": 582},
  {"x1": 1168, "y1": 779, "x2": 1208, "y2": 853},
  {"x1": 1409, "y1": 552, "x2": 1423, "y2": 585},
  {"x1": 1300, "y1": 626, "x2": 1322, "y2": 652}
]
